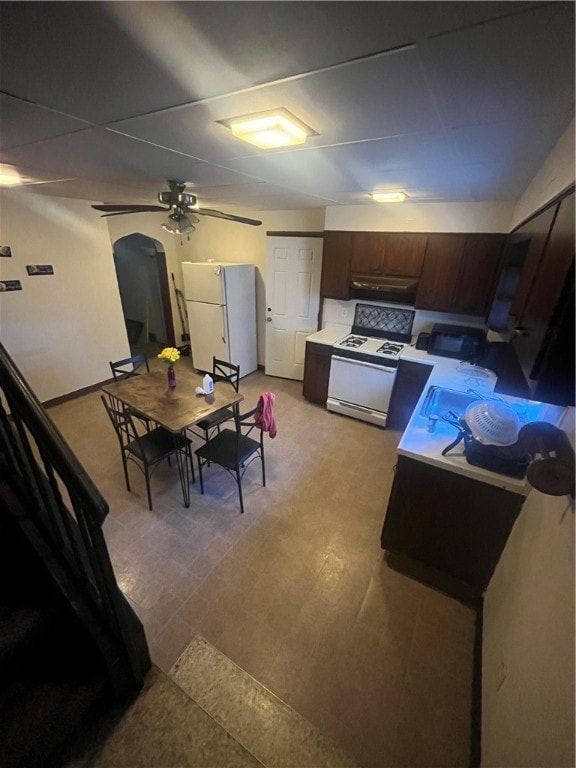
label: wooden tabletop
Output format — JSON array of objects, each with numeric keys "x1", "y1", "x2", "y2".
[{"x1": 101, "y1": 370, "x2": 244, "y2": 433}]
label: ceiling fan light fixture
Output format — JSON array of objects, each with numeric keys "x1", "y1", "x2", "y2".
[
  {"x1": 226, "y1": 109, "x2": 315, "y2": 149},
  {"x1": 161, "y1": 213, "x2": 195, "y2": 235},
  {"x1": 372, "y1": 191, "x2": 407, "y2": 203}
]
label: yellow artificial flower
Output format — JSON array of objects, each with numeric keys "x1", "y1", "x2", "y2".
[{"x1": 157, "y1": 347, "x2": 181, "y2": 364}]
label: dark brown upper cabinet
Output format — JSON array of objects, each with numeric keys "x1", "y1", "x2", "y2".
[
  {"x1": 416, "y1": 233, "x2": 504, "y2": 315},
  {"x1": 457, "y1": 234, "x2": 504, "y2": 315},
  {"x1": 350, "y1": 232, "x2": 385, "y2": 274},
  {"x1": 320, "y1": 231, "x2": 353, "y2": 300},
  {"x1": 385, "y1": 234, "x2": 428, "y2": 276},
  {"x1": 510, "y1": 206, "x2": 557, "y2": 320},
  {"x1": 513, "y1": 190, "x2": 575, "y2": 384},
  {"x1": 415, "y1": 234, "x2": 466, "y2": 311},
  {"x1": 521, "y1": 192, "x2": 574, "y2": 326},
  {"x1": 321, "y1": 229, "x2": 505, "y2": 314},
  {"x1": 350, "y1": 232, "x2": 427, "y2": 276}
]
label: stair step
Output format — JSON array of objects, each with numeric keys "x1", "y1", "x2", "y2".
[
  {"x1": 0, "y1": 604, "x2": 55, "y2": 684},
  {"x1": 0, "y1": 670, "x2": 111, "y2": 768},
  {"x1": 89, "y1": 666, "x2": 264, "y2": 768},
  {"x1": 169, "y1": 635, "x2": 358, "y2": 768}
]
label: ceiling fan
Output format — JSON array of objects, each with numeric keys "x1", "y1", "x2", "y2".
[{"x1": 91, "y1": 180, "x2": 262, "y2": 234}]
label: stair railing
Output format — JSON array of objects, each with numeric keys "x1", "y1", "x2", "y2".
[{"x1": 0, "y1": 341, "x2": 150, "y2": 699}]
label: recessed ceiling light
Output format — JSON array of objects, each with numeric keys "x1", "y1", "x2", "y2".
[
  {"x1": 372, "y1": 191, "x2": 407, "y2": 203},
  {"x1": 0, "y1": 164, "x2": 23, "y2": 186},
  {"x1": 223, "y1": 109, "x2": 316, "y2": 149}
]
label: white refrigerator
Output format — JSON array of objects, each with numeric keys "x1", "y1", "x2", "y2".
[{"x1": 181, "y1": 262, "x2": 257, "y2": 377}]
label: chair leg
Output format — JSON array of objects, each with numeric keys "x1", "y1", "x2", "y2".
[
  {"x1": 188, "y1": 443, "x2": 195, "y2": 484},
  {"x1": 235, "y1": 467, "x2": 244, "y2": 514},
  {"x1": 121, "y1": 453, "x2": 131, "y2": 492},
  {"x1": 204, "y1": 428, "x2": 211, "y2": 466},
  {"x1": 198, "y1": 457, "x2": 205, "y2": 494},
  {"x1": 168, "y1": 444, "x2": 188, "y2": 509},
  {"x1": 261, "y1": 445, "x2": 266, "y2": 487},
  {"x1": 144, "y1": 466, "x2": 153, "y2": 511}
]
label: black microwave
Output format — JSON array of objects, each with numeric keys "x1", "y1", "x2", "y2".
[{"x1": 427, "y1": 323, "x2": 486, "y2": 361}]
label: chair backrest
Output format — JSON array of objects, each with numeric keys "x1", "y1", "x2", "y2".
[
  {"x1": 110, "y1": 354, "x2": 149, "y2": 381},
  {"x1": 101, "y1": 395, "x2": 140, "y2": 447},
  {"x1": 234, "y1": 392, "x2": 276, "y2": 441},
  {"x1": 212, "y1": 357, "x2": 240, "y2": 392},
  {"x1": 252, "y1": 391, "x2": 277, "y2": 438},
  {"x1": 233, "y1": 405, "x2": 261, "y2": 440}
]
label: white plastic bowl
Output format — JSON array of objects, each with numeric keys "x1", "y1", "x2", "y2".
[{"x1": 464, "y1": 400, "x2": 520, "y2": 446}]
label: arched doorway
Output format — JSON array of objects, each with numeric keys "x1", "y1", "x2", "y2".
[{"x1": 113, "y1": 233, "x2": 175, "y2": 354}]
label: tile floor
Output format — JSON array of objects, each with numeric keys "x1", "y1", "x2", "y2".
[{"x1": 48, "y1": 355, "x2": 476, "y2": 768}]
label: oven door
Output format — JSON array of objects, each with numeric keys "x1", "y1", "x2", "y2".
[{"x1": 327, "y1": 355, "x2": 397, "y2": 427}]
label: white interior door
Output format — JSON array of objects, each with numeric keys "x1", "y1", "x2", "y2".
[{"x1": 265, "y1": 235, "x2": 323, "y2": 380}]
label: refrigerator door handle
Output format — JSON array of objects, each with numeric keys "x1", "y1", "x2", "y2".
[{"x1": 221, "y1": 306, "x2": 227, "y2": 345}]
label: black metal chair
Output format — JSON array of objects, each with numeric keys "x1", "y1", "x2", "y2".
[
  {"x1": 192, "y1": 357, "x2": 240, "y2": 443},
  {"x1": 109, "y1": 354, "x2": 150, "y2": 380},
  {"x1": 195, "y1": 401, "x2": 267, "y2": 514},
  {"x1": 101, "y1": 395, "x2": 194, "y2": 511},
  {"x1": 109, "y1": 354, "x2": 153, "y2": 431}
]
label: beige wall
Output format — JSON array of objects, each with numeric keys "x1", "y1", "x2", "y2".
[
  {"x1": 0, "y1": 190, "x2": 129, "y2": 402},
  {"x1": 482, "y1": 410, "x2": 575, "y2": 768},
  {"x1": 510, "y1": 119, "x2": 575, "y2": 230},
  {"x1": 479, "y1": 122, "x2": 575, "y2": 766},
  {"x1": 324, "y1": 201, "x2": 515, "y2": 233},
  {"x1": 168, "y1": 208, "x2": 325, "y2": 366}
]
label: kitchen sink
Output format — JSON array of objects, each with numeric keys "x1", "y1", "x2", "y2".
[{"x1": 420, "y1": 386, "x2": 479, "y2": 419}]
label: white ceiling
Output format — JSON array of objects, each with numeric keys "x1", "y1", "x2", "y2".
[{"x1": 0, "y1": 1, "x2": 574, "y2": 216}]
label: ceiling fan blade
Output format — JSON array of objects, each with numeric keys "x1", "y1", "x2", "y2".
[
  {"x1": 197, "y1": 208, "x2": 262, "y2": 227},
  {"x1": 99, "y1": 209, "x2": 171, "y2": 218},
  {"x1": 92, "y1": 204, "x2": 168, "y2": 213}
]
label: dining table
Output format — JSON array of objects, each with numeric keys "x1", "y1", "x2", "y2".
[{"x1": 101, "y1": 370, "x2": 244, "y2": 507}]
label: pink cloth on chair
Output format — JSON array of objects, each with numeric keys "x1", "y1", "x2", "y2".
[{"x1": 254, "y1": 391, "x2": 277, "y2": 438}]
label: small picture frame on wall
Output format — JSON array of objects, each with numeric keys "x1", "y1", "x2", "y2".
[
  {"x1": 26, "y1": 265, "x2": 54, "y2": 275},
  {"x1": 0, "y1": 280, "x2": 22, "y2": 292},
  {"x1": 0, "y1": 245, "x2": 12, "y2": 257}
]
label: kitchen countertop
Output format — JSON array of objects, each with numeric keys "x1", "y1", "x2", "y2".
[
  {"x1": 397, "y1": 362, "x2": 567, "y2": 495},
  {"x1": 306, "y1": 328, "x2": 348, "y2": 345},
  {"x1": 401, "y1": 340, "x2": 531, "y2": 398},
  {"x1": 308, "y1": 326, "x2": 570, "y2": 495}
]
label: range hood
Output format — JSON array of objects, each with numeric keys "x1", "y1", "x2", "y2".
[{"x1": 350, "y1": 274, "x2": 419, "y2": 305}]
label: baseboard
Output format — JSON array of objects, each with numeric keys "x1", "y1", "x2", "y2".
[
  {"x1": 470, "y1": 599, "x2": 483, "y2": 768},
  {"x1": 43, "y1": 379, "x2": 114, "y2": 409}
]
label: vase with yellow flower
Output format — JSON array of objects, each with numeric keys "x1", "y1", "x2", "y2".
[{"x1": 157, "y1": 346, "x2": 181, "y2": 391}]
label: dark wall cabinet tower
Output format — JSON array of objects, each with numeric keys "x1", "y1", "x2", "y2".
[{"x1": 511, "y1": 190, "x2": 575, "y2": 406}]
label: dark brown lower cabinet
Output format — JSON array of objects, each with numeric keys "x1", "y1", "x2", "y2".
[
  {"x1": 302, "y1": 341, "x2": 333, "y2": 404},
  {"x1": 387, "y1": 360, "x2": 433, "y2": 430},
  {"x1": 381, "y1": 455, "x2": 524, "y2": 603}
]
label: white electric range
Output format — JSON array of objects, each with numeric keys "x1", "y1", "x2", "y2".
[{"x1": 327, "y1": 304, "x2": 415, "y2": 427}]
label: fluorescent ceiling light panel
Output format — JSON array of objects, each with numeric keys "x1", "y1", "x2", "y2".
[
  {"x1": 226, "y1": 109, "x2": 315, "y2": 149},
  {"x1": 0, "y1": 164, "x2": 23, "y2": 186},
  {"x1": 372, "y1": 191, "x2": 407, "y2": 202}
]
